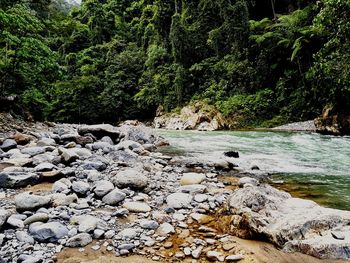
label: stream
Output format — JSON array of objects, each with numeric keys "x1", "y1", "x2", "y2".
[{"x1": 158, "y1": 129, "x2": 350, "y2": 210}]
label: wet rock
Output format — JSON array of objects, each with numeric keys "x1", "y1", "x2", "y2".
[
  {"x1": 29, "y1": 222, "x2": 68, "y2": 243},
  {"x1": 66, "y1": 233, "x2": 92, "y2": 247},
  {"x1": 112, "y1": 169, "x2": 148, "y2": 190},
  {"x1": 102, "y1": 188, "x2": 126, "y2": 205},
  {"x1": 166, "y1": 193, "x2": 193, "y2": 209},
  {"x1": 93, "y1": 180, "x2": 114, "y2": 197},
  {"x1": 229, "y1": 185, "x2": 350, "y2": 260},
  {"x1": 81, "y1": 160, "x2": 106, "y2": 171},
  {"x1": 123, "y1": 202, "x2": 151, "y2": 213},
  {"x1": 0, "y1": 139, "x2": 17, "y2": 151},
  {"x1": 0, "y1": 172, "x2": 40, "y2": 188},
  {"x1": 180, "y1": 173, "x2": 206, "y2": 185},
  {"x1": 15, "y1": 193, "x2": 51, "y2": 211}
]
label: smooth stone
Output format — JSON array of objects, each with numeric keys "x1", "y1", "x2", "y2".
[
  {"x1": 21, "y1": 147, "x2": 46, "y2": 157},
  {"x1": 66, "y1": 233, "x2": 92, "y2": 247},
  {"x1": 15, "y1": 193, "x2": 51, "y2": 211},
  {"x1": 93, "y1": 180, "x2": 114, "y2": 197},
  {"x1": 238, "y1": 177, "x2": 258, "y2": 187},
  {"x1": 102, "y1": 188, "x2": 126, "y2": 205},
  {"x1": 0, "y1": 209, "x2": 11, "y2": 228},
  {"x1": 119, "y1": 228, "x2": 138, "y2": 240},
  {"x1": 104, "y1": 230, "x2": 115, "y2": 239},
  {"x1": 157, "y1": 223, "x2": 175, "y2": 236},
  {"x1": 226, "y1": 254, "x2": 245, "y2": 261},
  {"x1": 206, "y1": 251, "x2": 225, "y2": 262},
  {"x1": 29, "y1": 222, "x2": 68, "y2": 242},
  {"x1": 59, "y1": 148, "x2": 79, "y2": 163},
  {"x1": 123, "y1": 202, "x2": 151, "y2": 213},
  {"x1": 139, "y1": 220, "x2": 159, "y2": 230},
  {"x1": 194, "y1": 194, "x2": 209, "y2": 203},
  {"x1": 7, "y1": 215, "x2": 24, "y2": 228},
  {"x1": 180, "y1": 173, "x2": 206, "y2": 185},
  {"x1": 72, "y1": 181, "x2": 90, "y2": 196},
  {"x1": 16, "y1": 231, "x2": 35, "y2": 244},
  {"x1": 24, "y1": 213, "x2": 49, "y2": 225},
  {"x1": 112, "y1": 169, "x2": 148, "y2": 190},
  {"x1": 166, "y1": 193, "x2": 193, "y2": 209},
  {"x1": 71, "y1": 215, "x2": 99, "y2": 233},
  {"x1": 0, "y1": 139, "x2": 17, "y2": 151},
  {"x1": 51, "y1": 193, "x2": 78, "y2": 207},
  {"x1": 223, "y1": 242, "x2": 236, "y2": 251},
  {"x1": 37, "y1": 138, "x2": 56, "y2": 147},
  {"x1": 34, "y1": 162, "x2": 56, "y2": 172}
]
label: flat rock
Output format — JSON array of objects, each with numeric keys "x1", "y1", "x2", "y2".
[
  {"x1": 123, "y1": 202, "x2": 151, "y2": 213},
  {"x1": 0, "y1": 172, "x2": 40, "y2": 188},
  {"x1": 157, "y1": 222, "x2": 175, "y2": 236},
  {"x1": 20, "y1": 147, "x2": 46, "y2": 157},
  {"x1": 0, "y1": 139, "x2": 17, "y2": 151},
  {"x1": 78, "y1": 124, "x2": 121, "y2": 141},
  {"x1": 15, "y1": 193, "x2": 51, "y2": 211},
  {"x1": 16, "y1": 231, "x2": 35, "y2": 244},
  {"x1": 93, "y1": 180, "x2": 114, "y2": 197},
  {"x1": 180, "y1": 173, "x2": 206, "y2": 185},
  {"x1": 178, "y1": 184, "x2": 207, "y2": 194},
  {"x1": 166, "y1": 193, "x2": 193, "y2": 209},
  {"x1": 66, "y1": 233, "x2": 92, "y2": 247},
  {"x1": 112, "y1": 169, "x2": 148, "y2": 190},
  {"x1": 24, "y1": 213, "x2": 49, "y2": 225},
  {"x1": 29, "y1": 222, "x2": 68, "y2": 242}
]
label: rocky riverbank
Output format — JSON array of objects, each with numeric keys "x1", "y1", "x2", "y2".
[{"x1": 0, "y1": 118, "x2": 349, "y2": 262}]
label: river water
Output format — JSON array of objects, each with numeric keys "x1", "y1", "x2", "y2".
[{"x1": 158, "y1": 130, "x2": 350, "y2": 210}]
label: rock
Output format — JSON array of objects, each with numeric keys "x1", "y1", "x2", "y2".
[
  {"x1": 52, "y1": 181, "x2": 69, "y2": 193},
  {"x1": 251, "y1": 165, "x2": 260, "y2": 170},
  {"x1": 51, "y1": 193, "x2": 78, "y2": 207},
  {"x1": 224, "y1": 151, "x2": 239, "y2": 158},
  {"x1": 15, "y1": 193, "x2": 51, "y2": 211},
  {"x1": 37, "y1": 138, "x2": 56, "y2": 147},
  {"x1": 16, "y1": 231, "x2": 35, "y2": 244},
  {"x1": 104, "y1": 230, "x2": 115, "y2": 239},
  {"x1": 119, "y1": 228, "x2": 138, "y2": 240},
  {"x1": 71, "y1": 215, "x2": 99, "y2": 233},
  {"x1": 72, "y1": 181, "x2": 90, "y2": 196},
  {"x1": 3, "y1": 157, "x2": 32, "y2": 167},
  {"x1": 123, "y1": 202, "x2": 151, "y2": 213},
  {"x1": 228, "y1": 185, "x2": 350, "y2": 260},
  {"x1": 139, "y1": 220, "x2": 159, "y2": 230},
  {"x1": 222, "y1": 243, "x2": 236, "y2": 251},
  {"x1": 32, "y1": 152, "x2": 57, "y2": 166},
  {"x1": 116, "y1": 140, "x2": 143, "y2": 152},
  {"x1": 78, "y1": 124, "x2": 121, "y2": 142},
  {"x1": 112, "y1": 169, "x2": 148, "y2": 190},
  {"x1": 102, "y1": 188, "x2": 126, "y2": 205},
  {"x1": 21, "y1": 147, "x2": 46, "y2": 157},
  {"x1": 0, "y1": 139, "x2": 17, "y2": 151},
  {"x1": 0, "y1": 209, "x2": 11, "y2": 228},
  {"x1": 163, "y1": 241, "x2": 173, "y2": 248},
  {"x1": 75, "y1": 136, "x2": 94, "y2": 146},
  {"x1": 178, "y1": 185, "x2": 207, "y2": 194},
  {"x1": 34, "y1": 162, "x2": 56, "y2": 172},
  {"x1": 191, "y1": 246, "x2": 203, "y2": 259},
  {"x1": 166, "y1": 193, "x2": 193, "y2": 209},
  {"x1": 29, "y1": 222, "x2": 68, "y2": 242},
  {"x1": 118, "y1": 121, "x2": 158, "y2": 144},
  {"x1": 0, "y1": 172, "x2": 40, "y2": 188},
  {"x1": 180, "y1": 173, "x2": 206, "y2": 185},
  {"x1": 226, "y1": 254, "x2": 244, "y2": 261},
  {"x1": 7, "y1": 215, "x2": 24, "y2": 228},
  {"x1": 331, "y1": 231, "x2": 345, "y2": 240},
  {"x1": 194, "y1": 194, "x2": 208, "y2": 203},
  {"x1": 206, "y1": 251, "x2": 225, "y2": 262},
  {"x1": 93, "y1": 180, "x2": 114, "y2": 197},
  {"x1": 66, "y1": 233, "x2": 92, "y2": 247},
  {"x1": 24, "y1": 213, "x2": 49, "y2": 225},
  {"x1": 157, "y1": 223, "x2": 175, "y2": 236},
  {"x1": 93, "y1": 229, "x2": 105, "y2": 239},
  {"x1": 191, "y1": 213, "x2": 214, "y2": 224},
  {"x1": 314, "y1": 106, "x2": 350, "y2": 135},
  {"x1": 238, "y1": 177, "x2": 258, "y2": 187},
  {"x1": 13, "y1": 132, "x2": 31, "y2": 145},
  {"x1": 59, "y1": 148, "x2": 78, "y2": 163},
  {"x1": 81, "y1": 160, "x2": 106, "y2": 171}
]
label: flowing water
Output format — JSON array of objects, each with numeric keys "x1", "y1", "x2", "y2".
[{"x1": 158, "y1": 130, "x2": 350, "y2": 210}]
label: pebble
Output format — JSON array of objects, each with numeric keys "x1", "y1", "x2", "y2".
[{"x1": 226, "y1": 254, "x2": 245, "y2": 261}]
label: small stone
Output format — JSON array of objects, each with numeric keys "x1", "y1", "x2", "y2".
[
  {"x1": 194, "y1": 194, "x2": 208, "y2": 203},
  {"x1": 190, "y1": 213, "x2": 214, "y2": 224},
  {"x1": 184, "y1": 247, "x2": 192, "y2": 256},
  {"x1": 15, "y1": 193, "x2": 51, "y2": 211},
  {"x1": 0, "y1": 139, "x2": 17, "y2": 151},
  {"x1": 0, "y1": 209, "x2": 11, "y2": 228},
  {"x1": 91, "y1": 245, "x2": 100, "y2": 251},
  {"x1": 7, "y1": 215, "x2": 24, "y2": 228},
  {"x1": 104, "y1": 230, "x2": 115, "y2": 239},
  {"x1": 72, "y1": 181, "x2": 90, "y2": 196},
  {"x1": 16, "y1": 231, "x2": 35, "y2": 244},
  {"x1": 192, "y1": 246, "x2": 203, "y2": 259},
  {"x1": 102, "y1": 188, "x2": 126, "y2": 205},
  {"x1": 93, "y1": 180, "x2": 114, "y2": 197},
  {"x1": 206, "y1": 251, "x2": 225, "y2": 262},
  {"x1": 226, "y1": 254, "x2": 245, "y2": 261},
  {"x1": 163, "y1": 241, "x2": 173, "y2": 248},
  {"x1": 112, "y1": 169, "x2": 149, "y2": 190},
  {"x1": 139, "y1": 220, "x2": 159, "y2": 230},
  {"x1": 223, "y1": 242, "x2": 236, "y2": 251},
  {"x1": 119, "y1": 228, "x2": 138, "y2": 240},
  {"x1": 166, "y1": 193, "x2": 193, "y2": 209},
  {"x1": 238, "y1": 177, "x2": 258, "y2": 187},
  {"x1": 24, "y1": 213, "x2": 49, "y2": 225},
  {"x1": 157, "y1": 223, "x2": 175, "y2": 236},
  {"x1": 123, "y1": 202, "x2": 151, "y2": 213},
  {"x1": 94, "y1": 229, "x2": 105, "y2": 239},
  {"x1": 180, "y1": 173, "x2": 206, "y2": 185},
  {"x1": 29, "y1": 222, "x2": 68, "y2": 243}
]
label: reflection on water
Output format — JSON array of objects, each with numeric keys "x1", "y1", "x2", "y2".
[{"x1": 158, "y1": 129, "x2": 350, "y2": 210}]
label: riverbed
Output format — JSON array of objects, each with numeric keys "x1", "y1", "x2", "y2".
[{"x1": 158, "y1": 130, "x2": 350, "y2": 210}]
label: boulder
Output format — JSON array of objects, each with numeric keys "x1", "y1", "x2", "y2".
[
  {"x1": 66, "y1": 233, "x2": 92, "y2": 247},
  {"x1": 228, "y1": 185, "x2": 350, "y2": 260},
  {"x1": 112, "y1": 169, "x2": 148, "y2": 190},
  {"x1": 29, "y1": 222, "x2": 68, "y2": 242},
  {"x1": 0, "y1": 172, "x2": 40, "y2": 188},
  {"x1": 118, "y1": 121, "x2": 157, "y2": 144},
  {"x1": 15, "y1": 193, "x2": 51, "y2": 211}
]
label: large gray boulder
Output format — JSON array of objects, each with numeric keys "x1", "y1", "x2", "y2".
[
  {"x1": 112, "y1": 169, "x2": 148, "y2": 190},
  {"x1": 228, "y1": 185, "x2": 350, "y2": 260},
  {"x1": 15, "y1": 193, "x2": 51, "y2": 211},
  {"x1": 0, "y1": 172, "x2": 40, "y2": 188},
  {"x1": 29, "y1": 222, "x2": 68, "y2": 242}
]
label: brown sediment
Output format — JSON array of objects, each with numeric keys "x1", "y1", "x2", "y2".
[
  {"x1": 217, "y1": 175, "x2": 239, "y2": 191},
  {"x1": 22, "y1": 182, "x2": 53, "y2": 194}
]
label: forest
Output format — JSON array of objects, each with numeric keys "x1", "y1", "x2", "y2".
[{"x1": 1, "y1": 0, "x2": 349, "y2": 126}]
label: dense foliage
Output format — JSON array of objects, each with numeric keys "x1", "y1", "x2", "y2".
[{"x1": 1, "y1": 0, "x2": 349, "y2": 126}]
